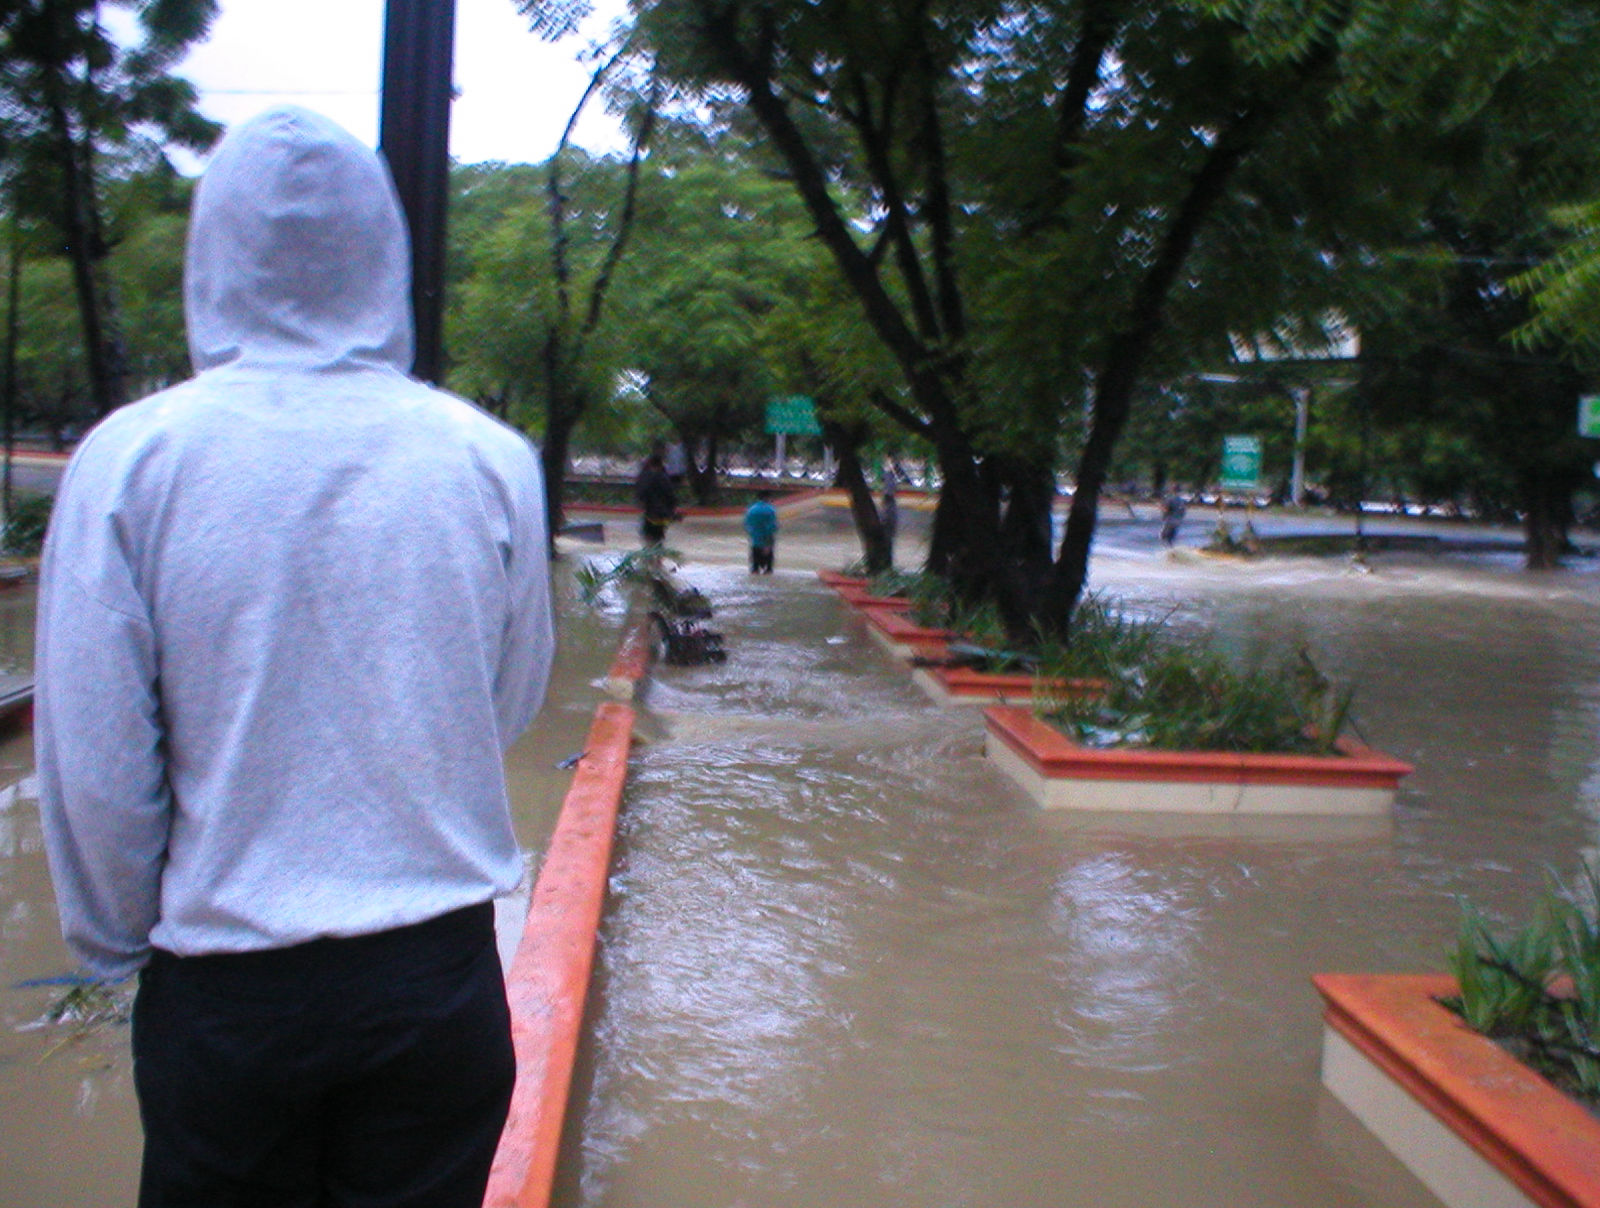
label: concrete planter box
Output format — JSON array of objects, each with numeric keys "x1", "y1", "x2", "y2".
[
  {"x1": 816, "y1": 571, "x2": 867, "y2": 590},
  {"x1": 983, "y1": 705, "x2": 1412, "y2": 814},
  {"x1": 911, "y1": 666, "x2": 1102, "y2": 708},
  {"x1": 834, "y1": 584, "x2": 912, "y2": 612},
  {"x1": 1315, "y1": 973, "x2": 1600, "y2": 1208},
  {"x1": 862, "y1": 607, "x2": 959, "y2": 661}
]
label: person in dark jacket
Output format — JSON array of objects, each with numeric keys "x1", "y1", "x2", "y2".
[{"x1": 635, "y1": 446, "x2": 679, "y2": 545}]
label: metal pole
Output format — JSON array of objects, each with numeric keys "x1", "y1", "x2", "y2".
[
  {"x1": 379, "y1": 0, "x2": 457, "y2": 384},
  {"x1": 1290, "y1": 385, "x2": 1310, "y2": 507}
]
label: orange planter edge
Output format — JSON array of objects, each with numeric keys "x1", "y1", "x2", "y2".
[
  {"x1": 863, "y1": 607, "x2": 958, "y2": 645},
  {"x1": 983, "y1": 704, "x2": 1413, "y2": 788},
  {"x1": 816, "y1": 570, "x2": 867, "y2": 589},
  {"x1": 483, "y1": 700, "x2": 633, "y2": 1208},
  {"x1": 933, "y1": 667, "x2": 1101, "y2": 697},
  {"x1": 919, "y1": 666, "x2": 1103, "y2": 702},
  {"x1": 834, "y1": 585, "x2": 912, "y2": 611},
  {"x1": 603, "y1": 615, "x2": 655, "y2": 698},
  {"x1": 1315, "y1": 972, "x2": 1600, "y2": 1208}
]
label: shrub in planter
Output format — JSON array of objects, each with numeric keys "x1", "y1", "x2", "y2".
[
  {"x1": 1036, "y1": 595, "x2": 1355, "y2": 755},
  {"x1": 1443, "y1": 863, "x2": 1600, "y2": 1107}
]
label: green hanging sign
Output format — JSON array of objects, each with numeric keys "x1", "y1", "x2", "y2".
[
  {"x1": 766, "y1": 395, "x2": 821, "y2": 436},
  {"x1": 1220, "y1": 435, "x2": 1263, "y2": 490}
]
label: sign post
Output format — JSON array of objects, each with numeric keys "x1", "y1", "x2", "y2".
[{"x1": 765, "y1": 396, "x2": 821, "y2": 478}]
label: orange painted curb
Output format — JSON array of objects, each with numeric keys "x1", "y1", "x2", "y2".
[
  {"x1": 1316, "y1": 973, "x2": 1600, "y2": 1208},
  {"x1": 604, "y1": 616, "x2": 655, "y2": 696},
  {"x1": 484, "y1": 701, "x2": 634, "y2": 1208},
  {"x1": 815, "y1": 570, "x2": 866, "y2": 589},
  {"x1": 834, "y1": 585, "x2": 911, "y2": 611},
  {"x1": 863, "y1": 608, "x2": 958, "y2": 646},
  {"x1": 984, "y1": 705, "x2": 1414, "y2": 787},
  {"x1": 929, "y1": 667, "x2": 1102, "y2": 699}
]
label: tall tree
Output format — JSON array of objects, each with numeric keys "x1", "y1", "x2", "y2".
[
  {"x1": 613, "y1": 139, "x2": 823, "y2": 503},
  {"x1": 0, "y1": 0, "x2": 219, "y2": 415},
  {"x1": 1344, "y1": 7, "x2": 1600, "y2": 567},
  {"x1": 631, "y1": 0, "x2": 1598, "y2": 636},
  {"x1": 449, "y1": 51, "x2": 654, "y2": 534}
]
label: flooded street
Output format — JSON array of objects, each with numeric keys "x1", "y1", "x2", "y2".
[
  {"x1": 555, "y1": 507, "x2": 1600, "y2": 1208},
  {"x1": 4, "y1": 500, "x2": 1600, "y2": 1205},
  {"x1": 0, "y1": 570, "x2": 626, "y2": 1208}
]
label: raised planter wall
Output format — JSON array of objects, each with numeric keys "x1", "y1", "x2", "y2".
[
  {"x1": 911, "y1": 666, "x2": 1102, "y2": 708},
  {"x1": 834, "y1": 585, "x2": 912, "y2": 612},
  {"x1": 816, "y1": 571, "x2": 867, "y2": 590},
  {"x1": 863, "y1": 607, "x2": 958, "y2": 661},
  {"x1": 984, "y1": 705, "x2": 1412, "y2": 814},
  {"x1": 1315, "y1": 973, "x2": 1600, "y2": 1208}
]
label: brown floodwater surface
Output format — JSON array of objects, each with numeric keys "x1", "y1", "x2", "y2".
[
  {"x1": 0, "y1": 567, "x2": 624, "y2": 1206},
  {"x1": 552, "y1": 517, "x2": 1600, "y2": 1208},
  {"x1": 6, "y1": 505, "x2": 1600, "y2": 1207}
]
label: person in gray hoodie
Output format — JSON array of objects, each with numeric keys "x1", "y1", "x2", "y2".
[{"x1": 35, "y1": 106, "x2": 554, "y2": 1207}]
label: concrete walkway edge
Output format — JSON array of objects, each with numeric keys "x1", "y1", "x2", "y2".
[{"x1": 483, "y1": 697, "x2": 636, "y2": 1208}]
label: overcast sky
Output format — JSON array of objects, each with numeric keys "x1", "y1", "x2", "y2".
[{"x1": 165, "y1": 0, "x2": 629, "y2": 169}]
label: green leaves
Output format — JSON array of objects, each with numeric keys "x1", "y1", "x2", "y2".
[
  {"x1": 1030, "y1": 593, "x2": 1353, "y2": 754},
  {"x1": 1447, "y1": 865, "x2": 1600, "y2": 1104},
  {"x1": 1512, "y1": 199, "x2": 1600, "y2": 366}
]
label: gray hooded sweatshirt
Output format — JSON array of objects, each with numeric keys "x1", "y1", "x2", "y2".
[{"x1": 36, "y1": 107, "x2": 553, "y2": 981}]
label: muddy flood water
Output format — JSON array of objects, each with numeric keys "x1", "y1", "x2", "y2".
[{"x1": 6, "y1": 500, "x2": 1600, "y2": 1207}]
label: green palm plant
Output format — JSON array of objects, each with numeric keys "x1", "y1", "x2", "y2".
[{"x1": 1446, "y1": 864, "x2": 1600, "y2": 1104}]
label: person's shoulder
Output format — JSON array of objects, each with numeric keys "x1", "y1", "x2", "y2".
[
  {"x1": 60, "y1": 379, "x2": 210, "y2": 478},
  {"x1": 410, "y1": 384, "x2": 539, "y2": 470}
]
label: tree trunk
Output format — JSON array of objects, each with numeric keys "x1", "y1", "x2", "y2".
[
  {"x1": 927, "y1": 450, "x2": 1006, "y2": 602},
  {"x1": 686, "y1": 434, "x2": 719, "y2": 505},
  {"x1": 1045, "y1": 339, "x2": 1146, "y2": 639},
  {"x1": 822, "y1": 419, "x2": 891, "y2": 573},
  {"x1": 541, "y1": 399, "x2": 581, "y2": 545},
  {"x1": 1521, "y1": 471, "x2": 1566, "y2": 570},
  {"x1": 45, "y1": 76, "x2": 126, "y2": 416}
]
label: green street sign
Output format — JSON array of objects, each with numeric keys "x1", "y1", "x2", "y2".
[
  {"x1": 766, "y1": 395, "x2": 821, "y2": 436},
  {"x1": 1220, "y1": 435, "x2": 1263, "y2": 490},
  {"x1": 1580, "y1": 395, "x2": 1600, "y2": 439}
]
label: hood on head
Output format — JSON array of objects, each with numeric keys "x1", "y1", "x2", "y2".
[{"x1": 185, "y1": 106, "x2": 414, "y2": 374}]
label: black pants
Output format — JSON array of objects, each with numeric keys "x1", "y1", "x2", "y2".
[
  {"x1": 132, "y1": 903, "x2": 515, "y2": 1208},
  {"x1": 750, "y1": 543, "x2": 774, "y2": 574}
]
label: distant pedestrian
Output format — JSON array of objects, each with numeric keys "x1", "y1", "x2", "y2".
[
  {"x1": 1160, "y1": 492, "x2": 1187, "y2": 546},
  {"x1": 745, "y1": 490, "x2": 778, "y2": 574},
  {"x1": 635, "y1": 445, "x2": 678, "y2": 546}
]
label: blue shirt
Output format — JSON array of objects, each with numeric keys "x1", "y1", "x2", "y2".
[{"x1": 744, "y1": 499, "x2": 778, "y2": 546}]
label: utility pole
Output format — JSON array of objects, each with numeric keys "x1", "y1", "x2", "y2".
[
  {"x1": 1290, "y1": 385, "x2": 1310, "y2": 507},
  {"x1": 379, "y1": 0, "x2": 457, "y2": 385}
]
